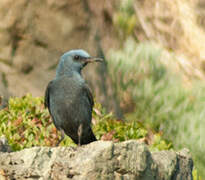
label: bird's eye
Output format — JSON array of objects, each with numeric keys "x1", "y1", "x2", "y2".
[{"x1": 74, "y1": 55, "x2": 80, "y2": 60}]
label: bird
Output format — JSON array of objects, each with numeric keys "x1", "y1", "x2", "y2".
[{"x1": 44, "y1": 49, "x2": 103, "y2": 146}]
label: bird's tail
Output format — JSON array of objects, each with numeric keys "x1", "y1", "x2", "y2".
[{"x1": 80, "y1": 127, "x2": 97, "y2": 145}]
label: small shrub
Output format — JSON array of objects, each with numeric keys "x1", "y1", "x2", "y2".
[
  {"x1": 93, "y1": 102, "x2": 171, "y2": 150},
  {"x1": 108, "y1": 38, "x2": 205, "y2": 176},
  {"x1": 0, "y1": 94, "x2": 171, "y2": 152},
  {"x1": 0, "y1": 94, "x2": 75, "y2": 150}
]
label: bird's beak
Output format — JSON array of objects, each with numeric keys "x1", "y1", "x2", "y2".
[{"x1": 85, "y1": 57, "x2": 104, "y2": 63}]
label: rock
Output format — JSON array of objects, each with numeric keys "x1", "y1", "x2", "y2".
[
  {"x1": 0, "y1": 0, "x2": 116, "y2": 94},
  {"x1": 0, "y1": 140, "x2": 193, "y2": 180},
  {"x1": 152, "y1": 149, "x2": 193, "y2": 180},
  {"x1": 0, "y1": 136, "x2": 11, "y2": 153},
  {"x1": 0, "y1": 0, "x2": 122, "y2": 117}
]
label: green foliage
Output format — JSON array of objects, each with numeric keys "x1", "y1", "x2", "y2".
[
  {"x1": 0, "y1": 94, "x2": 75, "y2": 150},
  {"x1": 193, "y1": 168, "x2": 202, "y2": 180},
  {"x1": 149, "y1": 134, "x2": 172, "y2": 151},
  {"x1": 113, "y1": 0, "x2": 137, "y2": 38},
  {"x1": 92, "y1": 102, "x2": 171, "y2": 151},
  {"x1": 108, "y1": 39, "x2": 205, "y2": 177},
  {"x1": 94, "y1": 117, "x2": 148, "y2": 142},
  {"x1": 0, "y1": 94, "x2": 171, "y2": 152}
]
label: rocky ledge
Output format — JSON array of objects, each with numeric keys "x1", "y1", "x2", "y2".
[{"x1": 0, "y1": 140, "x2": 193, "y2": 180}]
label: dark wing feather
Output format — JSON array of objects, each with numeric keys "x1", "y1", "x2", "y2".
[
  {"x1": 44, "y1": 80, "x2": 61, "y2": 131},
  {"x1": 83, "y1": 84, "x2": 94, "y2": 109},
  {"x1": 44, "y1": 81, "x2": 53, "y2": 109}
]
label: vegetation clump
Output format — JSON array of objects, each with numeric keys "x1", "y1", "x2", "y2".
[
  {"x1": 0, "y1": 94, "x2": 171, "y2": 151},
  {"x1": 108, "y1": 39, "x2": 204, "y2": 178}
]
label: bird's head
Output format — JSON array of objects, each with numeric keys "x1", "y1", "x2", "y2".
[{"x1": 56, "y1": 49, "x2": 103, "y2": 77}]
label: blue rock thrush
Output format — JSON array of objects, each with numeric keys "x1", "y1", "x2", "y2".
[{"x1": 45, "y1": 49, "x2": 103, "y2": 146}]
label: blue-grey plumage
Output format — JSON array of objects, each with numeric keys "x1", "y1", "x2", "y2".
[{"x1": 45, "y1": 49, "x2": 103, "y2": 145}]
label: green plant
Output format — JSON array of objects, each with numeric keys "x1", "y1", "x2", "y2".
[
  {"x1": 193, "y1": 168, "x2": 202, "y2": 180},
  {"x1": 0, "y1": 94, "x2": 172, "y2": 152},
  {"x1": 93, "y1": 102, "x2": 171, "y2": 150},
  {"x1": 113, "y1": 0, "x2": 137, "y2": 39},
  {"x1": 108, "y1": 38, "x2": 205, "y2": 176},
  {"x1": 0, "y1": 94, "x2": 75, "y2": 150}
]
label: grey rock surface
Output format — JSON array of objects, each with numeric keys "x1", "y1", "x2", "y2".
[
  {"x1": 0, "y1": 135, "x2": 11, "y2": 153},
  {"x1": 0, "y1": 140, "x2": 193, "y2": 180}
]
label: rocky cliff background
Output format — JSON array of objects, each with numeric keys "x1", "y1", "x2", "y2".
[{"x1": 0, "y1": 0, "x2": 118, "y2": 107}]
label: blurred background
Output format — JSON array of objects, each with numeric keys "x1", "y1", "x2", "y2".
[{"x1": 0, "y1": 0, "x2": 205, "y2": 177}]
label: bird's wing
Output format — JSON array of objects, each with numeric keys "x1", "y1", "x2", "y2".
[
  {"x1": 83, "y1": 84, "x2": 94, "y2": 109},
  {"x1": 44, "y1": 81, "x2": 54, "y2": 109}
]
